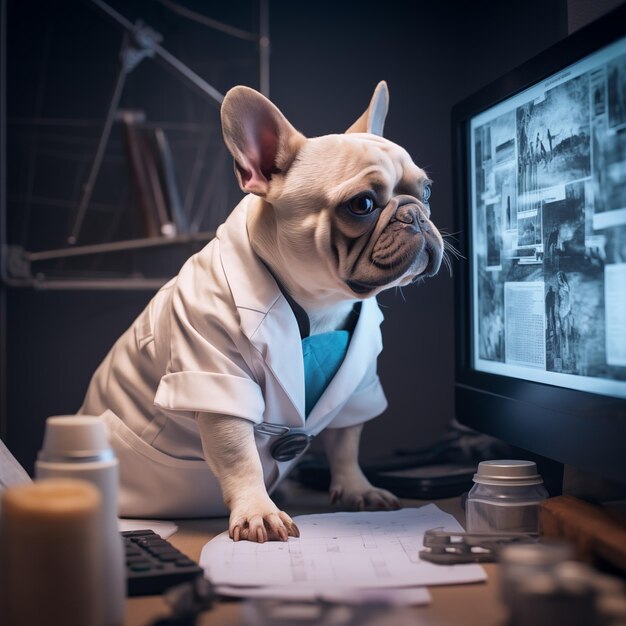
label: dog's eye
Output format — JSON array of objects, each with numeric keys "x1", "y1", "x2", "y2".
[
  {"x1": 422, "y1": 185, "x2": 431, "y2": 204},
  {"x1": 347, "y1": 194, "x2": 376, "y2": 216}
]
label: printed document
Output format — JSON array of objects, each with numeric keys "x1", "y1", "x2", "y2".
[{"x1": 200, "y1": 504, "x2": 486, "y2": 602}]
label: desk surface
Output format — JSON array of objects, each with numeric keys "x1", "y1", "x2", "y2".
[{"x1": 125, "y1": 481, "x2": 508, "y2": 626}]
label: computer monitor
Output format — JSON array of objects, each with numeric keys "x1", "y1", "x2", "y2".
[{"x1": 453, "y1": 5, "x2": 626, "y2": 488}]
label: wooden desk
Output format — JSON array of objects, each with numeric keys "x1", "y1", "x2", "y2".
[{"x1": 125, "y1": 481, "x2": 508, "y2": 626}]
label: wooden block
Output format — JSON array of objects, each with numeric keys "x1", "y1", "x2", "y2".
[{"x1": 540, "y1": 495, "x2": 626, "y2": 574}]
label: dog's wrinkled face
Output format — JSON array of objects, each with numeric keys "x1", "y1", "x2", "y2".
[
  {"x1": 275, "y1": 133, "x2": 443, "y2": 298},
  {"x1": 221, "y1": 82, "x2": 444, "y2": 303}
]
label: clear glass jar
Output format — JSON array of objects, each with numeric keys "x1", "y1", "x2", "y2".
[{"x1": 466, "y1": 460, "x2": 549, "y2": 533}]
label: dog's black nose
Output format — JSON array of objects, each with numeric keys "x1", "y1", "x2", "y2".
[
  {"x1": 395, "y1": 205, "x2": 416, "y2": 224},
  {"x1": 392, "y1": 203, "x2": 429, "y2": 232}
]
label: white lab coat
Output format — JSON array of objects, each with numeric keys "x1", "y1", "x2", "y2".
[{"x1": 80, "y1": 195, "x2": 388, "y2": 518}]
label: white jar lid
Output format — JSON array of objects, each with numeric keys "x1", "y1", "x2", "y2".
[
  {"x1": 473, "y1": 460, "x2": 544, "y2": 486},
  {"x1": 38, "y1": 415, "x2": 113, "y2": 463}
]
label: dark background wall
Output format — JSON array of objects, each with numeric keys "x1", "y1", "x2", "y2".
[
  {"x1": 267, "y1": 0, "x2": 571, "y2": 462},
  {"x1": 2, "y1": 0, "x2": 574, "y2": 473}
]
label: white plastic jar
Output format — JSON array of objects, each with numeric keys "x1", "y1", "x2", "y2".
[{"x1": 466, "y1": 460, "x2": 549, "y2": 533}]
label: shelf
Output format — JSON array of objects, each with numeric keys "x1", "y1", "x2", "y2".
[{"x1": 26, "y1": 230, "x2": 214, "y2": 262}]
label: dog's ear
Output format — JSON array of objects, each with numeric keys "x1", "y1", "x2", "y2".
[
  {"x1": 221, "y1": 86, "x2": 306, "y2": 197},
  {"x1": 346, "y1": 81, "x2": 389, "y2": 136}
]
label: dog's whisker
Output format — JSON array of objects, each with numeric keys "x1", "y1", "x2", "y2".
[
  {"x1": 443, "y1": 239, "x2": 465, "y2": 261},
  {"x1": 440, "y1": 232, "x2": 463, "y2": 248},
  {"x1": 442, "y1": 236, "x2": 460, "y2": 248},
  {"x1": 439, "y1": 229, "x2": 462, "y2": 238},
  {"x1": 442, "y1": 251, "x2": 453, "y2": 277}
]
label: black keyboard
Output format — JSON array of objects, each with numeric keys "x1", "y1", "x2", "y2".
[{"x1": 122, "y1": 529, "x2": 204, "y2": 596}]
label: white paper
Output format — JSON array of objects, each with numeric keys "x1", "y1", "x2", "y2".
[
  {"x1": 200, "y1": 504, "x2": 486, "y2": 599},
  {"x1": 217, "y1": 584, "x2": 431, "y2": 606},
  {"x1": 0, "y1": 438, "x2": 32, "y2": 490},
  {"x1": 605, "y1": 263, "x2": 626, "y2": 367},
  {"x1": 504, "y1": 281, "x2": 546, "y2": 368},
  {"x1": 118, "y1": 519, "x2": 178, "y2": 539}
]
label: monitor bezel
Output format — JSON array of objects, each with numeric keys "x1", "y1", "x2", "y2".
[{"x1": 452, "y1": 4, "x2": 626, "y2": 486}]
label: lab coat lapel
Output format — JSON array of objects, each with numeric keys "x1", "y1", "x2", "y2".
[
  {"x1": 218, "y1": 197, "x2": 306, "y2": 424},
  {"x1": 306, "y1": 298, "x2": 384, "y2": 432}
]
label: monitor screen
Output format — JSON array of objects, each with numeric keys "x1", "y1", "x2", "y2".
[
  {"x1": 453, "y1": 5, "x2": 626, "y2": 486},
  {"x1": 469, "y1": 35, "x2": 626, "y2": 400}
]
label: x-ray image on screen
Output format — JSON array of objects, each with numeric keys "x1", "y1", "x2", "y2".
[{"x1": 470, "y1": 35, "x2": 626, "y2": 399}]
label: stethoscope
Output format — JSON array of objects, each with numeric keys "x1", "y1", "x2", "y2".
[
  {"x1": 251, "y1": 272, "x2": 355, "y2": 463},
  {"x1": 254, "y1": 422, "x2": 313, "y2": 462}
]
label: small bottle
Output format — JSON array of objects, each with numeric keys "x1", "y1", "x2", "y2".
[
  {"x1": 466, "y1": 460, "x2": 549, "y2": 533},
  {"x1": 35, "y1": 415, "x2": 125, "y2": 626}
]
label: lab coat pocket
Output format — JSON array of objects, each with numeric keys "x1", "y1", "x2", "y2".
[
  {"x1": 100, "y1": 410, "x2": 205, "y2": 470},
  {"x1": 99, "y1": 410, "x2": 227, "y2": 518}
]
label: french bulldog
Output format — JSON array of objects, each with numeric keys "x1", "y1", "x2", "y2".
[
  {"x1": 80, "y1": 81, "x2": 444, "y2": 543},
  {"x1": 201, "y1": 81, "x2": 444, "y2": 542}
]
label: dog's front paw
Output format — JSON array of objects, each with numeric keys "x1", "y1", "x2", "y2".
[
  {"x1": 229, "y1": 497, "x2": 300, "y2": 543},
  {"x1": 329, "y1": 479, "x2": 400, "y2": 512}
]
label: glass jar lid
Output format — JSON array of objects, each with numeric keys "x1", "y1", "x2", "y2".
[{"x1": 473, "y1": 460, "x2": 544, "y2": 486}]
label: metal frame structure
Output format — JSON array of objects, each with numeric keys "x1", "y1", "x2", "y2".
[{"x1": 0, "y1": 0, "x2": 270, "y2": 291}]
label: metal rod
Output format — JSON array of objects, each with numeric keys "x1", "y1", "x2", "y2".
[
  {"x1": 259, "y1": 0, "x2": 270, "y2": 97},
  {"x1": 68, "y1": 63, "x2": 128, "y2": 245},
  {"x1": 90, "y1": 0, "x2": 134, "y2": 30},
  {"x1": 33, "y1": 277, "x2": 170, "y2": 291},
  {"x1": 0, "y1": 0, "x2": 8, "y2": 440},
  {"x1": 152, "y1": 42, "x2": 224, "y2": 104},
  {"x1": 155, "y1": 0, "x2": 258, "y2": 42},
  {"x1": 0, "y1": 0, "x2": 6, "y2": 279},
  {"x1": 27, "y1": 231, "x2": 214, "y2": 262}
]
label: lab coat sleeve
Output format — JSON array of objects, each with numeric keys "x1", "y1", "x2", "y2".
[
  {"x1": 153, "y1": 245, "x2": 265, "y2": 423},
  {"x1": 326, "y1": 359, "x2": 388, "y2": 429}
]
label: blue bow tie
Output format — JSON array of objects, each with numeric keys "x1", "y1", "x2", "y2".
[{"x1": 302, "y1": 330, "x2": 350, "y2": 417}]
